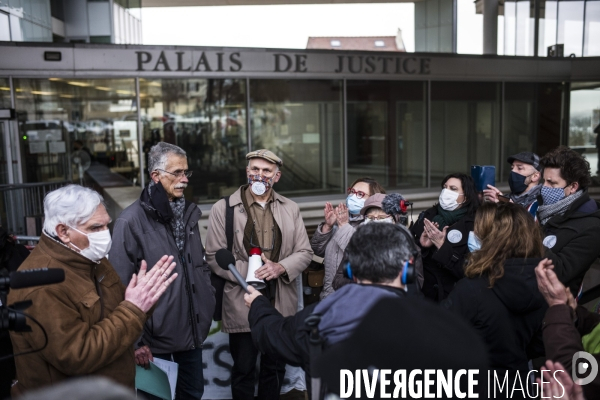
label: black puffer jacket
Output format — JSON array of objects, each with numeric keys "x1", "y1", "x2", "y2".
[
  {"x1": 410, "y1": 206, "x2": 474, "y2": 302},
  {"x1": 540, "y1": 189, "x2": 600, "y2": 294},
  {"x1": 443, "y1": 258, "x2": 547, "y2": 374}
]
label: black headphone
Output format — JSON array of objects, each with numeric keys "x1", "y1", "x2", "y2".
[{"x1": 343, "y1": 225, "x2": 417, "y2": 285}]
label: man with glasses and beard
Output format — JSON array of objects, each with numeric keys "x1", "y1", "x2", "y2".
[
  {"x1": 110, "y1": 142, "x2": 216, "y2": 400},
  {"x1": 205, "y1": 149, "x2": 313, "y2": 400}
]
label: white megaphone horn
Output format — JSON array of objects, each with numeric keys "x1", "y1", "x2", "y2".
[{"x1": 246, "y1": 247, "x2": 266, "y2": 290}]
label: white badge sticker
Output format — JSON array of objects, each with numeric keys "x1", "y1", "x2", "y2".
[
  {"x1": 543, "y1": 235, "x2": 557, "y2": 249},
  {"x1": 447, "y1": 229, "x2": 463, "y2": 244}
]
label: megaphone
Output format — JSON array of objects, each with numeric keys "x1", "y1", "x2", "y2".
[{"x1": 246, "y1": 247, "x2": 266, "y2": 290}]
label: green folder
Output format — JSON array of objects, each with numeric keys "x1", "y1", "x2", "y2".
[{"x1": 136, "y1": 362, "x2": 173, "y2": 400}]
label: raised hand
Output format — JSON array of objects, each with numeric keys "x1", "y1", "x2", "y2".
[
  {"x1": 336, "y1": 203, "x2": 349, "y2": 226},
  {"x1": 124, "y1": 255, "x2": 178, "y2": 313},
  {"x1": 424, "y1": 218, "x2": 448, "y2": 249},
  {"x1": 535, "y1": 258, "x2": 568, "y2": 307},
  {"x1": 483, "y1": 184, "x2": 502, "y2": 203},
  {"x1": 322, "y1": 202, "x2": 337, "y2": 234}
]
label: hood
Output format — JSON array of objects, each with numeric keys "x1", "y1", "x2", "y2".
[
  {"x1": 140, "y1": 180, "x2": 173, "y2": 224},
  {"x1": 314, "y1": 284, "x2": 405, "y2": 345},
  {"x1": 491, "y1": 258, "x2": 545, "y2": 314}
]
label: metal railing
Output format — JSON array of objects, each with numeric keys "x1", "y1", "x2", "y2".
[{"x1": 0, "y1": 181, "x2": 71, "y2": 236}]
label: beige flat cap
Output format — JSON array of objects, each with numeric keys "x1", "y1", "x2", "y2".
[{"x1": 246, "y1": 149, "x2": 283, "y2": 166}]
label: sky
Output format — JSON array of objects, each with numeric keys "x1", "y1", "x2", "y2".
[
  {"x1": 142, "y1": 3, "x2": 417, "y2": 52},
  {"x1": 142, "y1": 1, "x2": 488, "y2": 54}
]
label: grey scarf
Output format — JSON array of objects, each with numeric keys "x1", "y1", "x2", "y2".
[
  {"x1": 148, "y1": 181, "x2": 186, "y2": 252},
  {"x1": 538, "y1": 189, "x2": 584, "y2": 226},
  {"x1": 510, "y1": 184, "x2": 542, "y2": 208}
]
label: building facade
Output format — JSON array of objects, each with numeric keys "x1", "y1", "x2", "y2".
[{"x1": 1, "y1": 44, "x2": 599, "y2": 232}]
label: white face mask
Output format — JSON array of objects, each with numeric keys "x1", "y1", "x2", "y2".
[
  {"x1": 438, "y1": 188, "x2": 464, "y2": 211},
  {"x1": 69, "y1": 227, "x2": 112, "y2": 262}
]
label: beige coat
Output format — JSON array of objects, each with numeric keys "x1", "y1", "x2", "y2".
[{"x1": 206, "y1": 186, "x2": 313, "y2": 333}]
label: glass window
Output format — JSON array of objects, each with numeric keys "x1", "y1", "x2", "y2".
[
  {"x1": 0, "y1": 78, "x2": 10, "y2": 108},
  {"x1": 584, "y1": 1, "x2": 600, "y2": 56},
  {"x1": 540, "y1": 1, "x2": 558, "y2": 54},
  {"x1": 250, "y1": 79, "x2": 343, "y2": 196},
  {"x1": 504, "y1": 83, "x2": 536, "y2": 177},
  {"x1": 14, "y1": 78, "x2": 138, "y2": 186},
  {"x1": 430, "y1": 82, "x2": 500, "y2": 183},
  {"x1": 140, "y1": 78, "x2": 247, "y2": 203},
  {"x1": 504, "y1": 1, "x2": 517, "y2": 55},
  {"x1": 346, "y1": 81, "x2": 426, "y2": 189},
  {"x1": 515, "y1": 0, "x2": 535, "y2": 56},
  {"x1": 0, "y1": 77, "x2": 11, "y2": 185},
  {"x1": 0, "y1": 12, "x2": 10, "y2": 41},
  {"x1": 569, "y1": 82, "x2": 600, "y2": 174},
  {"x1": 557, "y1": 1, "x2": 584, "y2": 57}
]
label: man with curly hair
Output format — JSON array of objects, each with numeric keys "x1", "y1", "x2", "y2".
[{"x1": 538, "y1": 146, "x2": 600, "y2": 295}]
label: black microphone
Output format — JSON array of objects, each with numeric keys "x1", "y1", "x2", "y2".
[
  {"x1": 215, "y1": 249, "x2": 250, "y2": 293},
  {"x1": 3, "y1": 268, "x2": 65, "y2": 290}
]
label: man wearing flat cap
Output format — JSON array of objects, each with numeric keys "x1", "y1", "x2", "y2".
[
  {"x1": 206, "y1": 149, "x2": 313, "y2": 400},
  {"x1": 483, "y1": 151, "x2": 542, "y2": 219}
]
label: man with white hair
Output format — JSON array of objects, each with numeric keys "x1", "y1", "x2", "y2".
[
  {"x1": 109, "y1": 142, "x2": 215, "y2": 400},
  {"x1": 8, "y1": 185, "x2": 177, "y2": 394}
]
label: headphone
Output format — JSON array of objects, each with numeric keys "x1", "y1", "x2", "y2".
[{"x1": 343, "y1": 225, "x2": 417, "y2": 285}]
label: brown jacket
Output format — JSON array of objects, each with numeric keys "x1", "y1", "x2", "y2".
[
  {"x1": 206, "y1": 186, "x2": 313, "y2": 333},
  {"x1": 8, "y1": 233, "x2": 147, "y2": 393},
  {"x1": 543, "y1": 304, "x2": 600, "y2": 399}
]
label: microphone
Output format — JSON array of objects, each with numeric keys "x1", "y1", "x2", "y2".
[
  {"x1": 215, "y1": 249, "x2": 250, "y2": 293},
  {"x1": 3, "y1": 268, "x2": 65, "y2": 290},
  {"x1": 382, "y1": 193, "x2": 412, "y2": 215}
]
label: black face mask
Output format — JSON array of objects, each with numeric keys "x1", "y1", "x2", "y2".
[{"x1": 508, "y1": 171, "x2": 530, "y2": 194}]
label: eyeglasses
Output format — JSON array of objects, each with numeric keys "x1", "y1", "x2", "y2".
[
  {"x1": 365, "y1": 214, "x2": 392, "y2": 221},
  {"x1": 347, "y1": 187, "x2": 368, "y2": 199},
  {"x1": 249, "y1": 224, "x2": 275, "y2": 252},
  {"x1": 157, "y1": 168, "x2": 193, "y2": 179}
]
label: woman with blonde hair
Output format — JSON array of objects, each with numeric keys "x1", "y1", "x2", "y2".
[{"x1": 444, "y1": 202, "x2": 547, "y2": 380}]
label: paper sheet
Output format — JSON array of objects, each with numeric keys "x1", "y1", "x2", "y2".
[
  {"x1": 135, "y1": 358, "x2": 178, "y2": 400},
  {"x1": 153, "y1": 357, "x2": 178, "y2": 400}
]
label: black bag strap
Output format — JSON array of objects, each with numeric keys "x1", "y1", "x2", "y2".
[
  {"x1": 224, "y1": 196, "x2": 234, "y2": 252},
  {"x1": 305, "y1": 313, "x2": 325, "y2": 400}
]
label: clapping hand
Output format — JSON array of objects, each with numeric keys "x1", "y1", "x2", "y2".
[
  {"x1": 322, "y1": 202, "x2": 337, "y2": 234},
  {"x1": 124, "y1": 255, "x2": 178, "y2": 313},
  {"x1": 423, "y1": 219, "x2": 447, "y2": 249},
  {"x1": 335, "y1": 203, "x2": 349, "y2": 226},
  {"x1": 535, "y1": 258, "x2": 569, "y2": 307}
]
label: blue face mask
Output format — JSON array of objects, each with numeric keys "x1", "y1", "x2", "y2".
[
  {"x1": 346, "y1": 195, "x2": 365, "y2": 215},
  {"x1": 468, "y1": 231, "x2": 482, "y2": 253},
  {"x1": 541, "y1": 185, "x2": 567, "y2": 206}
]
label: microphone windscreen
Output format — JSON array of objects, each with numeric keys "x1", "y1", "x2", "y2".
[
  {"x1": 382, "y1": 193, "x2": 407, "y2": 215},
  {"x1": 216, "y1": 249, "x2": 236, "y2": 271},
  {"x1": 9, "y1": 268, "x2": 65, "y2": 289}
]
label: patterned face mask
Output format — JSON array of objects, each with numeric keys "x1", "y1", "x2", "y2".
[
  {"x1": 541, "y1": 185, "x2": 567, "y2": 205},
  {"x1": 248, "y1": 174, "x2": 274, "y2": 196}
]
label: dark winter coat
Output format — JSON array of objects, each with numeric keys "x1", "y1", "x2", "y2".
[
  {"x1": 109, "y1": 183, "x2": 216, "y2": 354},
  {"x1": 540, "y1": 190, "x2": 600, "y2": 294},
  {"x1": 410, "y1": 206, "x2": 474, "y2": 301},
  {"x1": 248, "y1": 284, "x2": 406, "y2": 373},
  {"x1": 443, "y1": 258, "x2": 547, "y2": 374}
]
